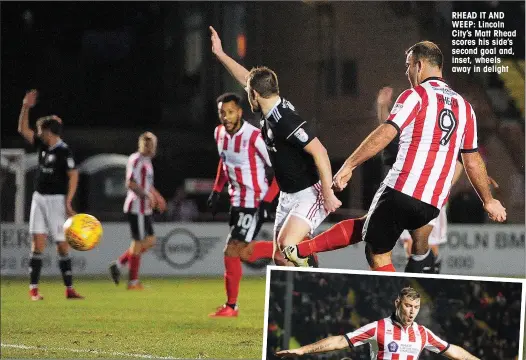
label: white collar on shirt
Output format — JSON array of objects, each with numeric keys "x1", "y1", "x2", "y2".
[{"x1": 48, "y1": 140, "x2": 64, "y2": 151}]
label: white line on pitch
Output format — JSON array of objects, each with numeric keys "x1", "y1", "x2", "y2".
[{"x1": 1, "y1": 343, "x2": 183, "y2": 359}]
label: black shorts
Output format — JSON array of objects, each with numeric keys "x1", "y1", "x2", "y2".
[
  {"x1": 363, "y1": 185, "x2": 440, "y2": 254},
  {"x1": 228, "y1": 207, "x2": 264, "y2": 242},
  {"x1": 127, "y1": 213, "x2": 155, "y2": 240}
]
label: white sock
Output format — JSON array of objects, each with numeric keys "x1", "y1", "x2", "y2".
[
  {"x1": 29, "y1": 284, "x2": 38, "y2": 290},
  {"x1": 410, "y1": 249, "x2": 431, "y2": 262}
]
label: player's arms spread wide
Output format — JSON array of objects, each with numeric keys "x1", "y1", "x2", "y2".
[
  {"x1": 443, "y1": 344, "x2": 480, "y2": 360},
  {"x1": 276, "y1": 335, "x2": 348, "y2": 357},
  {"x1": 209, "y1": 26, "x2": 249, "y2": 87},
  {"x1": 303, "y1": 138, "x2": 341, "y2": 213}
]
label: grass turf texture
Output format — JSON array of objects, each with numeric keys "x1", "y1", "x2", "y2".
[{"x1": 1, "y1": 277, "x2": 266, "y2": 359}]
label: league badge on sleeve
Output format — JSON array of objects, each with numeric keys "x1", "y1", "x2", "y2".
[
  {"x1": 391, "y1": 103, "x2": 403, "y2": 114},
  {"x1": 293, "y1": 128, "x2": 308, "y2": 142}
]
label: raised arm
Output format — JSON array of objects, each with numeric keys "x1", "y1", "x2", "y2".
[
  {"x1": 376, "y1": 87, "x2": 393, "y2": 124},
  {"x1": 443, "y1": 344, "x2": 480, "y2": 360},
  {"x1": 209, "y1": 26, "x2": 250, "y2": 87},
  {"x1": 18, "y1": 90, "x2": 38, "y2": 144},
  {"x1": 275, "y1": 335, "x2": 349, "y2": 357}
]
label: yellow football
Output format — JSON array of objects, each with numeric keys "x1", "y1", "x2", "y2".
[{"x1": 63, "y1": 213, "x2": 103, "y2": 251}]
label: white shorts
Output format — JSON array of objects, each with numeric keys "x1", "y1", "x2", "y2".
[
  {"x1": 29, "y1": 191, "x2": 67, "y2": 242},
  {"x1": 273, "y1": 182, "x2": 328, "y2": 238},
  {"x1": 399, "y1": 205, "x2": 448, "y2": 246}
]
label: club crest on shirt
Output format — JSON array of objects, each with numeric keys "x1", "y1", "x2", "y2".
[
  {"x1": 243, "y1": 140, "x2": 248, "y2": 148},
  {"x1": 293, "y1": 128, "x2": 308, "y2": 142},
  {"x1": 391, "y1": 103, "x2": 403, "y2": 114},
  {"x1": 388, "y1": 341, "x2": 399, "y2": 352},
  {"x1": 45, "y1": 154, "x2": 56, "y2": 164}
]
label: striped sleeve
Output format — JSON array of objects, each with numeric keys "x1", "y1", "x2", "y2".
[
  {"x1": 344, "y1": 321, "x2": 377, "y2": 348},
  {"x1": 214, "y1": 125, "x2": 221, "y2": 144},
  {"x1": 213, "y1": 158, "x2": 229, "y2": 192},
  {"x1": 126, "y1": 155, "x2": 140, "y2": 183},
  {"x1": 386, "y1": 89, "x2": 421, "y2": 132},
  {"x1": 460, "y1": 101, "x2": 478, "y2": 153},
  {"x1": 423, "y1": 327, "x2": 450, "y2": 354}
]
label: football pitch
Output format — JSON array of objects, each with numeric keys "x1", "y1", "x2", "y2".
[{"x1": 1, "y1": 276, "x2": 266, "y2": 359}]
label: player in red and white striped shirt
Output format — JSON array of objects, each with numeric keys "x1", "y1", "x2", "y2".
[
  {"x1": 276, "y1": 287, "x2": 479, "y2": 360},
  {"x1": 109, "y1": 132, "x2": 166, "y2": 289},
  {"x1": 283, "y1": 41, "x2": 506, "y2": 271},
  {"x1": 208, "y1": 93, "x2": 279, "y2": 317}
]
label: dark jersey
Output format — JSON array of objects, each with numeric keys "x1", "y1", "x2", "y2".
[
  {"x1": 33, "y1": 134, "x2": 76, "y2": 195},
  {"x1": 260, "y1": 98, "x2": 319, "y2": 193}
]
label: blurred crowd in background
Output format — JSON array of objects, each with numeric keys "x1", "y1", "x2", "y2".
[{"x1": 267, "y1": 271, "x2": 523, "y2": 360}]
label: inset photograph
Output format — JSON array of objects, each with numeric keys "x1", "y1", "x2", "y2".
[{"x1": 264, "y1": 268, "x2": 525, "y2": 360}]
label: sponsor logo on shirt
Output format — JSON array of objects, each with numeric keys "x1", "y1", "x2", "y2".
[{"x1": 388, "y1": 341, "x2": 399, "y2": 352}]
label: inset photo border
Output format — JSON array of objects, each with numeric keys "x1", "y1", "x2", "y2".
[{"x1": 263, "y1": 267, "x2": 525, "y2": 360}]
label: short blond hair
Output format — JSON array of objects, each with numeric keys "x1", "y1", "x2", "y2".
[
  {"x1": 138, "y1": 131, "x2": 157, "y2": 152},
  {"x1": 397, "y1": 287, "x2": 421, "y2": 302}
]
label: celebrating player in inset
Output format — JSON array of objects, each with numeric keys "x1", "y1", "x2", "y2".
[
  {"x1": 208, "y1": 93, "x2": 279, "y2": 317},
  {"x1": 210, "y1": 26, "x2": 341, "y2": 267},
  {"x1": 17, "y1": 89, "x2": 84, "y2": 300},
  {"x1": 276, "y1": 287, "x2": 480, "y2": 359},
  {"x1": 109, "y1": 132, "x2": 166, "y2": 289},
  {"x1": 283, "y1": 41, "x2": 506, "y2": 271}
]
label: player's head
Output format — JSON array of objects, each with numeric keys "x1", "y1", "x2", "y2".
[
  {"x1": 394, "y1": 287, "x2": 421, "y2": 327},
  {"x1": 138, "y1": 132, "x2": 157, "y2": 157},
  {"x1": 405, "y1": 41, "x2": 443, "y2": 88},
  {"x1": 216, "y1": 92, "x2": 243, "y2": 134},
  {"x1": 36, "y1": 116, "x2": 62, "y2": 145},
  {"x1": 246, "y1": 66, "x2": 279, "y2": 112}
]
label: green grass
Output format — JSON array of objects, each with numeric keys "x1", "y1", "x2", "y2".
[{"x1": 1, "y1": 277, "x2": 266, "y2": 359}]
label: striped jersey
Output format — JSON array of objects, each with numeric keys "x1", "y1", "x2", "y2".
[
  {"x1": 214, "y1": 121, "x2": 271, "y2": 208},
  {"x1": 123, "y1": 152, "x2": 154, "y2": 215},
  {"x1": 384, "y1": 77, "x2": 477, "y2": 209},
  {"x1": 344, "y1": 315, "x2": 449, "y2": 360}
]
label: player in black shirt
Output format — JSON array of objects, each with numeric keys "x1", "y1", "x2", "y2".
[
  {"x1": 17, "y1": 89, "x2": 83, "y2": 300},
  {"x1": 210, "y1": 26, "x2": 342, "y2": 266}
]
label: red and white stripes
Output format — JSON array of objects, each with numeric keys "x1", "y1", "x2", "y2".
[{"x1": 384, "y1": 79, "x2": 478, "y2": 209}]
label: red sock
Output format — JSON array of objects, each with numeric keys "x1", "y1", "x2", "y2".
[
  {"x1": 119, "y1": 248, "x2": 147, "y2": 266},
  {"x1": 224, "y1": 256, "x2": 242, "y2": 305},
  {"x1": 118, "y1": 250, "x2": 130, "y2": 266},
  {"x1": 247, "y1": 241, "x2": 274, "y2": 262},
  {"x1": 129, "y1": 255, "x2": 141, "y2": 281},
  {"x1": 373, "y1": 264, "x2": 396, "y2": 272},
  {"x1": 297, "y1": 219, "x2": 364, "y2": 257}
]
